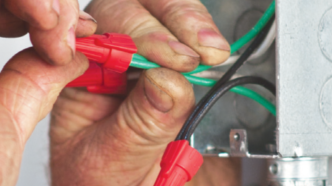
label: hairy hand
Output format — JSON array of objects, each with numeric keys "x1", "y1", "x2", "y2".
[{"x1": 50, "y1": 0, "x2": 240, "y2": 185}]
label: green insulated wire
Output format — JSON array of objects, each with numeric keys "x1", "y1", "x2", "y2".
[
  {"x1": 231, "y1": 86, "x2": 276, "y2": 116},
  {"x1": 130, "y1": 51, "x2": 276, "y2": 116},
  {"x1": 131, "y1": 54, "x2": 160, "y2": 69},
  {"x1": 129, "y1": 1, "x2": 277, "y2": 116},
  {"x1": 230, "y1": 0, "x2": 275, "y2": 54},
  {"x1": 130, "y1": 0, "x2": 275, "y2": 74},
  {"x1": 184, "y1": 75, "x2": 276, "y2": 116},
  {"x1": 184, "y1": 0, "x2": 275, "y2": 74}
]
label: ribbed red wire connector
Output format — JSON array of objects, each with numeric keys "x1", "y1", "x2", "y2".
[
  {"x1": 66, "y1": 62, "x2": 127, "y2": 94},
  {"x1": 76, "y1": 33, "x2": 137, "y2": 73},
  {"x1": 154, "y1": 140, "x2": 203, "y2": 186},
  {"x1": 67, "y1": 62, "x2": 103, "y2": 87}
]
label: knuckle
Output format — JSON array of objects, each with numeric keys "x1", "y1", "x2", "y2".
[{"x1": 161, "y1": 1, "x2": 211, "y2": 24}]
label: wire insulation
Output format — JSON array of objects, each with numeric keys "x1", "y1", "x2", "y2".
[
  {"x1": 129, "y1": 5, "x2": 277, "y2": 141},
  {"x1": 176, "y1": 14, "x2": 275, "y2": 140},
  {"x1": 181, "y1": 76, "x2": 276, "y2": 140},
  {"x1": 212, "y1": 20, "x2": 276, "y2": 68},
  {"x1": 185, "y1": 75, "x2": 276, "y2": 116},
  {"x1": 130, "y1": 1, "x2": 276, "y2": 74},
  {"x1": 230, "y1": 1, "x2": 275, "y2": 54},
  {"x1": 127, "y1": 71, "x2": 276, "y2": 116}
]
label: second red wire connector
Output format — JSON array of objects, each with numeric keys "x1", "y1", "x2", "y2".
[
  {"x1": 68, "y1": 33, "x2": 203, "y2": 186},
  {"x1": 67, "y1": 33, "x2": 136, "y2": 94}
]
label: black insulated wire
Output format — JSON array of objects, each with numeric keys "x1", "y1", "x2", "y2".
[
  {"x1": 175, "y1": 14, "x2": 276, "y2": 141},
  {"x1": 183, "y1": 76, "x2": 275, "y2": 140}
]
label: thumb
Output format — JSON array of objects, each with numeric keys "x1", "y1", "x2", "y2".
[
  {"x1": 0, "y1": 48, "x2": 88, "y2": 186},
  {"x1": 101, "y1": 68, "x2": 196, "y2": 183},
  {"x1": 114, "y1": 68, "x2": 195, "y2": 145},
  {"x1": 1, "y1": 48, "x2": 88, "y2": 141},
  {"x1": 50, "y1": 68, "x2": 195, "y2": 185},
  {"x1": 102, "y1": 68, "x2": 195, "y2": 185}
]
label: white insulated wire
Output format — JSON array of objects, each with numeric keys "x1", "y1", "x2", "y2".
[
  {"x1": 191, "y1": 70, "x2": 242, "y2": 80},
  {"x1": 127, "y1": 70, "x2": 242, "y2": 81},
  {"x1": 213, "y1": 20, "x2": 276, "y2": 67},
  {"x1": 127, "y1": 20, "x2": 276, "y2": 80}
]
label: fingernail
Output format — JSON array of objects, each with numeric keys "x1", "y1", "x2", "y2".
[
  {"x1": 168, "y1": 41, "x2": 200, "y2": 58},
  {"x1": 67, "y1": 27, "x2": 76, "y2": 56},
  {"x1": 52, "y1": 0, "x2": 60, "y2": 15},
  {"x1": 198, "y1": 28, "x2": 230, "y2": 51},
  {"x1": 79, "y1": 11, "x2": 97, "y2": 23},
  {"x1": 144, "y1": 75, "x2": 173, "y2": 112}
]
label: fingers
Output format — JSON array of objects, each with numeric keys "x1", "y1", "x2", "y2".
[
  {"x1": 51, "y1": 88, "x2": 122, "y2": 144},
  {"x1": 114, "y1": 68, "x2": 195, "y2": 143},
  {"x1": 0, "y1": 48, "x2": 87, "y2": 186},
  {"x1": 29, "y1": 2, "x2": 97, "y2": 66},
  {"x1": 86, "y1": 0, "x2": 200, "y2": 72},
  {"x1": 4, "y1": 0, "x2": 59, "y2": 30},
  {"x1": 29, "y1": 0, "x2": 78, "y2": 65},
  {"x1": 50, "y1": 68, "x2": 195, "y2": 185},
  {"x1": 76, "y1": 11, "x2": 97, "y2": 37},
  {"x1": 4, "y1": 0, "x2": 97, "y2": 65},
  {"x1": 139, "y1": 0, "x2": 230, "y2": 65},
  {"x1": 0, "y1": 48, "x2": 88, "y2": 142},
  {"x1": 0, "y1": 4, "x2": 28, "y2": 37},
  {"x1": 96, "y1": 68, "x2": 195, "y2": 184}
]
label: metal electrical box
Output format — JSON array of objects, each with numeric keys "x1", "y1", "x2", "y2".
[
  {"x1": 193, "y1": 0, "x2": 277, "y2": 157},
  {"x1": 277, "y1": 0, "x2": 332, "y2": 157},
  {"x1": 193, "y1": 0, "x2": 332, "y2": 158}
]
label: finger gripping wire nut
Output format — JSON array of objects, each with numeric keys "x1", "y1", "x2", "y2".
[
  {"x1": 76, "y1": 33, "x2": 137, "y2": 73},
  {"x1": 154, "y1": 140, "x2": 203, "y2": 186}
]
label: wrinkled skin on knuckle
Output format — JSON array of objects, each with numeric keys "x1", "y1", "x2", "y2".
[
  {"x1": 145, "y1": 68, "x2": 195, "y2": 117},
  {"x1": 87, "y1": 0, "x2": 200, "y2": 72},
  {"x1": 114, "y1": 68, "x2": 195, "y2": 146},
  {"x1": 134, "y1": 33, "x2": 200, "y2": 71},
  {"x1": 29, "y1": 0, "x2": 79, "y2": 66},
  {"x1": 87, "y1": 0, "x2": 150, "y2": 35},
  {"x1": 143, "y1": 0, "x2": 230, "y2": 66},
  {"x1": 50, "y1": 67, "x2": 196, "y2": 185},
  {"x1": 160, "y1": 1, "x2": 211, "y2": 25},
  {"x1": 1, "y1": 49, "x2": 88, "y2": 141},
  {"x1": 51, "y1": 122, "x2": 152, "y2": 186}
]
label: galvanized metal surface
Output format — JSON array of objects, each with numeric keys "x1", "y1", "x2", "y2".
[
  {"x1": 230, "y1": 129, "x2": 249, "y2": 156},
  {"x1": 267, "y1": 157, "x2": 329, "y2": 186},
  {"x1": 277, "y1": 0, "x2": 332, "y2": 156},
  {"x1": 230, "y1": 129, "x2": 280, "y2": 158},
  {"x1": 193, "y1": 0, "x2": 276, "y2": 156}
]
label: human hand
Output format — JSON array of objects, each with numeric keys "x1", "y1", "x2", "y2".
[
  {"x1": 85, "y1": 0, "x2": 231, "y2": 72},
  {"x1": 51, "y1": 68, "x2": 241, "y2": 186},
  {"x1": 0, "y1": 3, "x2": 97, "y2": 184},
  {"x1": 50, "y1": 0, "x2": 240, "y2": 185},
  {"x1": 0, "y1": 0, "x2": 96, "y2": 65},
  {"x1": 0, "y1": 49, "x2": 89, "y2": 186}
]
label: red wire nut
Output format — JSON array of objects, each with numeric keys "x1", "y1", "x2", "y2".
[
  {"x1": 76, "y1": 33, "x2": 137, "y2": 73},
  {"x1": 66, "y1": 62, "x2": 103, "y2": 87},
  {"x1": 66, "y1": 62, "x2": 127, "y2": 94},
  {"x1": 154, "y1": 140, "x2": 203, "y2": 186},
  {"x1": 87, "y1": 67, "x2": 127, "y2": 94}
]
